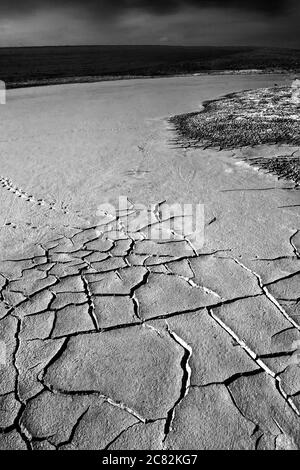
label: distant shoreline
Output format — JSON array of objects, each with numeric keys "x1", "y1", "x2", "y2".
[
  {"x1": 1, "y1": 44, "x2": 299, "y2": 90},
  {"x1": 5, "y1": 69, "x2": 297, "y2": 90}
]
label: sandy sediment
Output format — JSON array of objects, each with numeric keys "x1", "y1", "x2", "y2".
[{"x1": 0, "y1": 75, "x2": 299, "y2": 449}]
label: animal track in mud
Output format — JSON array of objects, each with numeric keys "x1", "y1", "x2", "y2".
[
  {"x1": 0, "y1": 176, "x2": 71, "y2": 215},
  {"x1": 0, "y1": 176, "x2": 94, "y2": 233},
  {"x1": 124, "y1": 169, "x2": 151, "y2": 179},
  {"x1": 3, "y1": 221, "x2": 39, "y2": 231},
  {"x1": 0, "y1": 176, "x2": 55, "y2": 209}
]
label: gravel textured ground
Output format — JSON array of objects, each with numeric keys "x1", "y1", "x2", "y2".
[{"x1": 170, "y1": 84, "x2": 300, "y2": 184}]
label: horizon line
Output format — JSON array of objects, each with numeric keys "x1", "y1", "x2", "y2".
[{"x1": 1, "y1": 44, "x2": 300, "y2": 51}]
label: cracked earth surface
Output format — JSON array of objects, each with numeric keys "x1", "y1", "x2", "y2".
[{"x1": 0, "y1": 75, "x2": 300, "y2": 449}]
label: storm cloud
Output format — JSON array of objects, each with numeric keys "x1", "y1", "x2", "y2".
[
  {"x1": 0, "y1": 0, "x2": 299, "y2": 48},
  {"x1": 0, "y1": 0, "x2": 292, "y2": 17}
]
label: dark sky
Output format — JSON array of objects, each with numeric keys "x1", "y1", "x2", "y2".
[{"x1": 0, "y1": 0, "x2": 299, "y2": 48}]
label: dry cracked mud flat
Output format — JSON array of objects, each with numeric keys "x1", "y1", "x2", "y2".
[
  {"x1": 1, "y1": 209, "x2": 300, "y2": 450},
  {"x1": 0, "y1": 75, "x2": 300, "y2": 450}
]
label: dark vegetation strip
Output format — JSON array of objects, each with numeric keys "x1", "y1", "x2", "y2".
[{"x1": 169, "y1": 85, "x2": 300, "y2": 184}]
